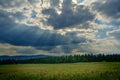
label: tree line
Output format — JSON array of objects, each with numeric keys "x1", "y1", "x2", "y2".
[{"x1": 0, "y1": 54, "x2": 120, "y2": 64}]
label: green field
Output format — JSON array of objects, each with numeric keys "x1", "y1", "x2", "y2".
[{"x1": 0, "y1": 62, "x2": 120, "y2": 80}]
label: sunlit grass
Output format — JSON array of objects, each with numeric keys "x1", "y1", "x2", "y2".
[{"x1": 0, "y1": 62, "x2": 120, "y2": 80}]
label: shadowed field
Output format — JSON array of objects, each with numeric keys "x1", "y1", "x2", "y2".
[{"x1": 0, "y1": 62, "x2": 120, "y2": 80}]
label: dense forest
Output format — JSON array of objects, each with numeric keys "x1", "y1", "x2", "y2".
[{"x1": 0, "y1": 54, "x2": 120, "y2": 64}]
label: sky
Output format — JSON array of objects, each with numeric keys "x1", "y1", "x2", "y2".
[{"x1": 0, "y1": 0, "x2": 120, "y2": 56}]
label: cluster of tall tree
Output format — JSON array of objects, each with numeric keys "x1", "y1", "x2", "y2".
[{"x1": 0, "y1": 54, "x2": 120, "y2": 64}]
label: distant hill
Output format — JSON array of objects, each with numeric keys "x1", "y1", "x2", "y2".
[{"x1": 0, "y1": 55, "x2": 48, "y2": 60}]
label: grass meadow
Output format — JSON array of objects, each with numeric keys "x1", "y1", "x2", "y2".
[{"x1": 0, "y1": 62, "x2": 120, "y2": 80}]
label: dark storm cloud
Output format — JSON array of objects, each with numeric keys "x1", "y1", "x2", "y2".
[
  {"x1": 93, "y1": 0, "x2": 120, "y2": 19},
  {"x1": 42, "y1": 0, "x2": 95, "y2": 29},
  {"x1": 0, "y1": 10, "x2": 67, "y2": 46},
  {"x1": 0, "y1": 10, "x2": 87, "y2": 50}
]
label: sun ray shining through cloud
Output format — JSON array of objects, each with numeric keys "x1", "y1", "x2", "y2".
[{"x1": 0, "y1": 0, "x2": 120, "y2": 55}]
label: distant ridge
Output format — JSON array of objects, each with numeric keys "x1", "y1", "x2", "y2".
[{"x1": 0, "y1": 55, "x2": 48, "y2": 60}]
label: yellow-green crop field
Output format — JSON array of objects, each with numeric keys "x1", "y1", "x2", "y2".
[{"x1": 0, "y1": 62, "x2": 120, "y2": 80}]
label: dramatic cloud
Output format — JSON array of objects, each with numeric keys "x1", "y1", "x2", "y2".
[
  {"x1": 0, "y1": 0, "x2": 120, "y2": 55},
  {"x1": 92, "y1": 0, "x2": 120, "y2": 21},
  {"x1": 42, "y1": 0, "x2": 95, "y2": 29},
  {"x1": 0, "y1": 10, "x2": 89, "y2": 48},
  {"x1": 0, "y1": 10, "x2": 65, "y2": 46}
]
